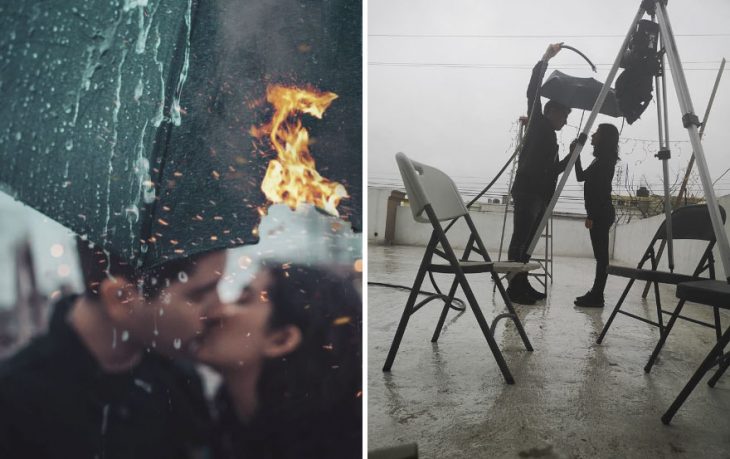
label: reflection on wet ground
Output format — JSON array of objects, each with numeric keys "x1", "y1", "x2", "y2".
[{"x1": 368, "y1": 245, "x2": 730, "y2": 458}]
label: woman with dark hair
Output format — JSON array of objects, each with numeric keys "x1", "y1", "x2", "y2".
[
  {"x1": 573, "y1": 123, "x2": 620, "y2": 308},
  {"x1": 195, "y1": 263, "x2": 362, "y2": 458}
]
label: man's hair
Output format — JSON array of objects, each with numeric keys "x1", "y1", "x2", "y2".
[
  {"x1": 544, "y1": 100, "x2": 570, "y2": 116},
  {"x1": 75, "y1": 237, "x2": 206, "y2": 299}
]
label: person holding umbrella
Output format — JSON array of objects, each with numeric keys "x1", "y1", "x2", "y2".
[
  {"x1": 194, "y1": 262, "x2": 362, "y2": 459},
  {"x1": 507, "y1": 43, "x2": 572, "y2": 304},
  {"x1": 0, "y1": 241, "x2": 226, "y2": 458},
  {"x1": 573, "y1": 124, "x2": 620, "y2": 308}
]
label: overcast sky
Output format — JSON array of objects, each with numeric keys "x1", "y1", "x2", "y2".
[{"x1": 368, "y1": 0, "x2": 730, "y2": 213}]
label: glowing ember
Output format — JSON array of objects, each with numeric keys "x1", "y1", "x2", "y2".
[{"x1": 252, "y1": 84, "x2": 348, "y2": 217}]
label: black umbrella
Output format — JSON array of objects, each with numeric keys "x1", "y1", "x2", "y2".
[
  {"x1": 0, "y1": 0, "x2": 362, "y2": 269},
  {"x1": 541, "y1": 70, "x2": 622, "y2": 118}
]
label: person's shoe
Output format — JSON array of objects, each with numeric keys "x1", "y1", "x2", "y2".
[
  {"x1": 507, "y1": 286, "x2": 536, "y2": 305},
  {"x1": 526, "y1": 283, "x2": 547, "y2": 301},
  {"x1": 574, "y1": 291, "x2": 605, "y2": 308}
]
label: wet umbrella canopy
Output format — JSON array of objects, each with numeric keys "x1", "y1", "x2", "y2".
[
  {"x1": 0, "y1": 0, "x2": 362, "y2": 269},
  {"x1": 541, "y1": 70, "x2": 622, "y2": 118}
]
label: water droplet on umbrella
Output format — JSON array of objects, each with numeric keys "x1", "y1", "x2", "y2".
[{"x1": 125, "y1": 205, "x2": 139, "y2": 223}]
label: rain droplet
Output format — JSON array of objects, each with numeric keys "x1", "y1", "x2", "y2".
[
  {"x1": 143, "y1": 181, "x2": 156, "y2": 204},
  {"x1": 159, "y1": 308, "x2": 164, "y2": 316},
  {"x1": 121, "y1": 330, "x2": 130, "y2": 342},
  {"x1": 173, "y1": 338, "x2": 181, "y2": 350},
  {"x1": 177, "y1": 271, "x2": 188, "y2": 283},
  {"x1": 64, "y1": 139, "x2": 73, "y2": 151},
  {"x1": 125, "y1": 205, "x2": 139, "y2": 223}
]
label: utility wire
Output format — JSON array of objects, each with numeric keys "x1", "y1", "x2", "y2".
[
  {"x1": 370, "y1": 33, "x2": 730, "y2": 39},
  {"x1": 369, "y1": 61, "x2": 729, "y2": 72}
]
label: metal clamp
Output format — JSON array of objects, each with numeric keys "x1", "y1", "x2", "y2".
[
  {"x1": 682, "y1": 113, "x2": 701, "y2": 128},
  {"x1": 655, "y1": 149, "x2": 671, "y2": 160}
]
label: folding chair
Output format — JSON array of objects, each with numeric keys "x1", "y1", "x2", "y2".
[
  {"x1": 662, "y1": 279, "x2": 729, "y2": 424},
  {"x1": 382, "y1": 152, "x2": 534, "y2": 384},
  {"x1": 597, "y1": 204, "x2": 726, "y2": 373}
]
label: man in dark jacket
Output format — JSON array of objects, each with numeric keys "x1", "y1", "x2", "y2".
[
  {"x1": 507, "y1": 43, "x2": 571, "y2": 304},
  {"x1": 0, "y1": 240, "x2": 225, "y2": 458}
]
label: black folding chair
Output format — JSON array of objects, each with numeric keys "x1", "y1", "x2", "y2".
[
  {"x1": 382, "y1": 152, "x2": 534, "y2": 384},
  {"x1": 662, "y1": 279, "x2": 729, "y2": 424},
  {"x1": 597, "y1": 204, "x2": 726, "y2": 372}
]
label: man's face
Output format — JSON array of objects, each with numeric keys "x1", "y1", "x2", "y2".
[
  {"x1": 547, "y1": 108, "x2": 570, "y2": 131},
  {"x1": 124, "y1": 251, "x2": 226, "y2": 357}
]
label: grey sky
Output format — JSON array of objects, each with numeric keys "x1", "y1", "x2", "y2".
[{"x1": 368, "y1": 0, "x2": 730, "y2": 213}]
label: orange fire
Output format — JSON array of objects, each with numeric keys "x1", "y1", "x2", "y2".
[{"x1": 251, "y1": 84, "x2": 348, "y2": 217}]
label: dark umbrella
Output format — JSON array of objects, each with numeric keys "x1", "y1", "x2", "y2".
[
  {"x1": 541, "y1": 70, "x2": 622, "y2": 118},
  {"x1": 0, "y1": 0, "x2": 361, "y2": 269}
]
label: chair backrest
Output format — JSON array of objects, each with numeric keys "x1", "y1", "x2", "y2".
[
  {"x1": 395, "y1": 152, "x2": 468, "y2": 223},
  {"x1": 655, "y1": 204, "x2": 727, "y2": 242}
]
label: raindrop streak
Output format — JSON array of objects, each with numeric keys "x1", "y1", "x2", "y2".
[
  {"x1": 101, "y1": 404, "x2": 110, "y2": 435},
  {"x1": 112, "y1": 328, "x2": 117, "y2": 349},
  {"x1": 134, "y1": 378, "x2": 153, "y2": 394},
  {"x1": 170, "y1": 0, "x2": 193, "y2": 126},
  {"x1": 173, "y1": 338, "x2": 182, "y2": 350}
]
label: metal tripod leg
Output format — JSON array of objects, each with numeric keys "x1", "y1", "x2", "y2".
[{"x1": 655, "y1": 1, "x2": 730, "y2": 280}]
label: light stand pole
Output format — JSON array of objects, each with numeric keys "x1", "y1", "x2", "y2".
[{"x1": 655, "y1": 26, "x2": 675, "y2": 271}]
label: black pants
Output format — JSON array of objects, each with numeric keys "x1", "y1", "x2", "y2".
[
  {"x1": 508, "y1": 193, "x2": 547, "y2": 263},
  {"x1": 507, "y1": 193, "x2": 547, "y2": 290},
  {"x1": 589, "y1": 221, "x2": 611, "y2": 296}
]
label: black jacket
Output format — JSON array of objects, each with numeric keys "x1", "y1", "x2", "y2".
[
  {"x1": 211, "y1": 386, "x2": 361, "y2": 459},
  {"x1": 512, "y1": 61, "x2": 569, "y2": 198},
  {"x1": 575, "y1": 153, "x2": 616, "y2": 225},
  {"x1": 0, "y1": 296, "x2": 212, "y2": 459}
]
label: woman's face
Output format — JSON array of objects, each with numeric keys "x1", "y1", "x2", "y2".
[
  {"x1": 194, "y1": 270, "x2": 275, "y2": 370},
  {"x1": 591, "y1": 130, "x2": 601, "y2": 147}
]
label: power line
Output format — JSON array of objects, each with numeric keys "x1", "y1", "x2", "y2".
[
  {"x1": 369, "y1": 61, "x2": 729, "y2": 72},
  {"x1": 369, "y1": 33, "x2": 730, "y2": 39}
]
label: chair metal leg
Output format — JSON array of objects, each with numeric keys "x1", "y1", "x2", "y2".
[
  {"x1": 597, "y1": 278, "x2": 636, "y2": 344},
  {"x1": 662, "y1": 325, "x2": 730, "y2": 424},
  {"x1": 431, "y1": 278, "x2": 459, "y2": 343},
  {"x1": 653, "y1": 281, "x2": 665, "y2": 331},
  {"x1": 645, "y1": 300, "x2": 686, "y2": 373},
  {"x1": 708, "y1": 352, "x2": 729, "y2": 388},
  {"x1": 492, "y1": 271, "x2": 533, "y2": 351},
  {"x1": 383, "y1": 235, "x2": 436, "y2": 372},
  {"x1": 454, "y1": 272, "x2": 515, "y2": 384}
]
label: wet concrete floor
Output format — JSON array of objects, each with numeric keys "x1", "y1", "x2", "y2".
[{"x1": 368, "y1": 245, "x2": 730, "y2": 458}]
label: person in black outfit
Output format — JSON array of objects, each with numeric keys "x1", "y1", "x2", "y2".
[
  {"x1": 573, "y1": 123, "x2": 620, "y2": 307},
  {"x1": 195, "y1": 262, "x2": 362, "y2": 459},
  {"x1": 0, "y1": 239, "x2": 225, "y2": 458},
  {"x1": 507, "y1": 43, "x2": 572, "y2": 304}
]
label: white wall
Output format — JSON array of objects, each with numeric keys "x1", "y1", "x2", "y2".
[
  {"x1": 368, "y1": 187, "x2": 393, "y2": 243},
  {"x1": 369, "y1": 186, "x2": 730, "y2": 273},
  {"x1": 369, "y1": 186, "x2": 598, "y2": 258}
]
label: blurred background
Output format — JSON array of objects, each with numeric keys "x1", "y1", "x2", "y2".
[{"x1": 0, "y1": 193, "x2": 362, "y2": 358}]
